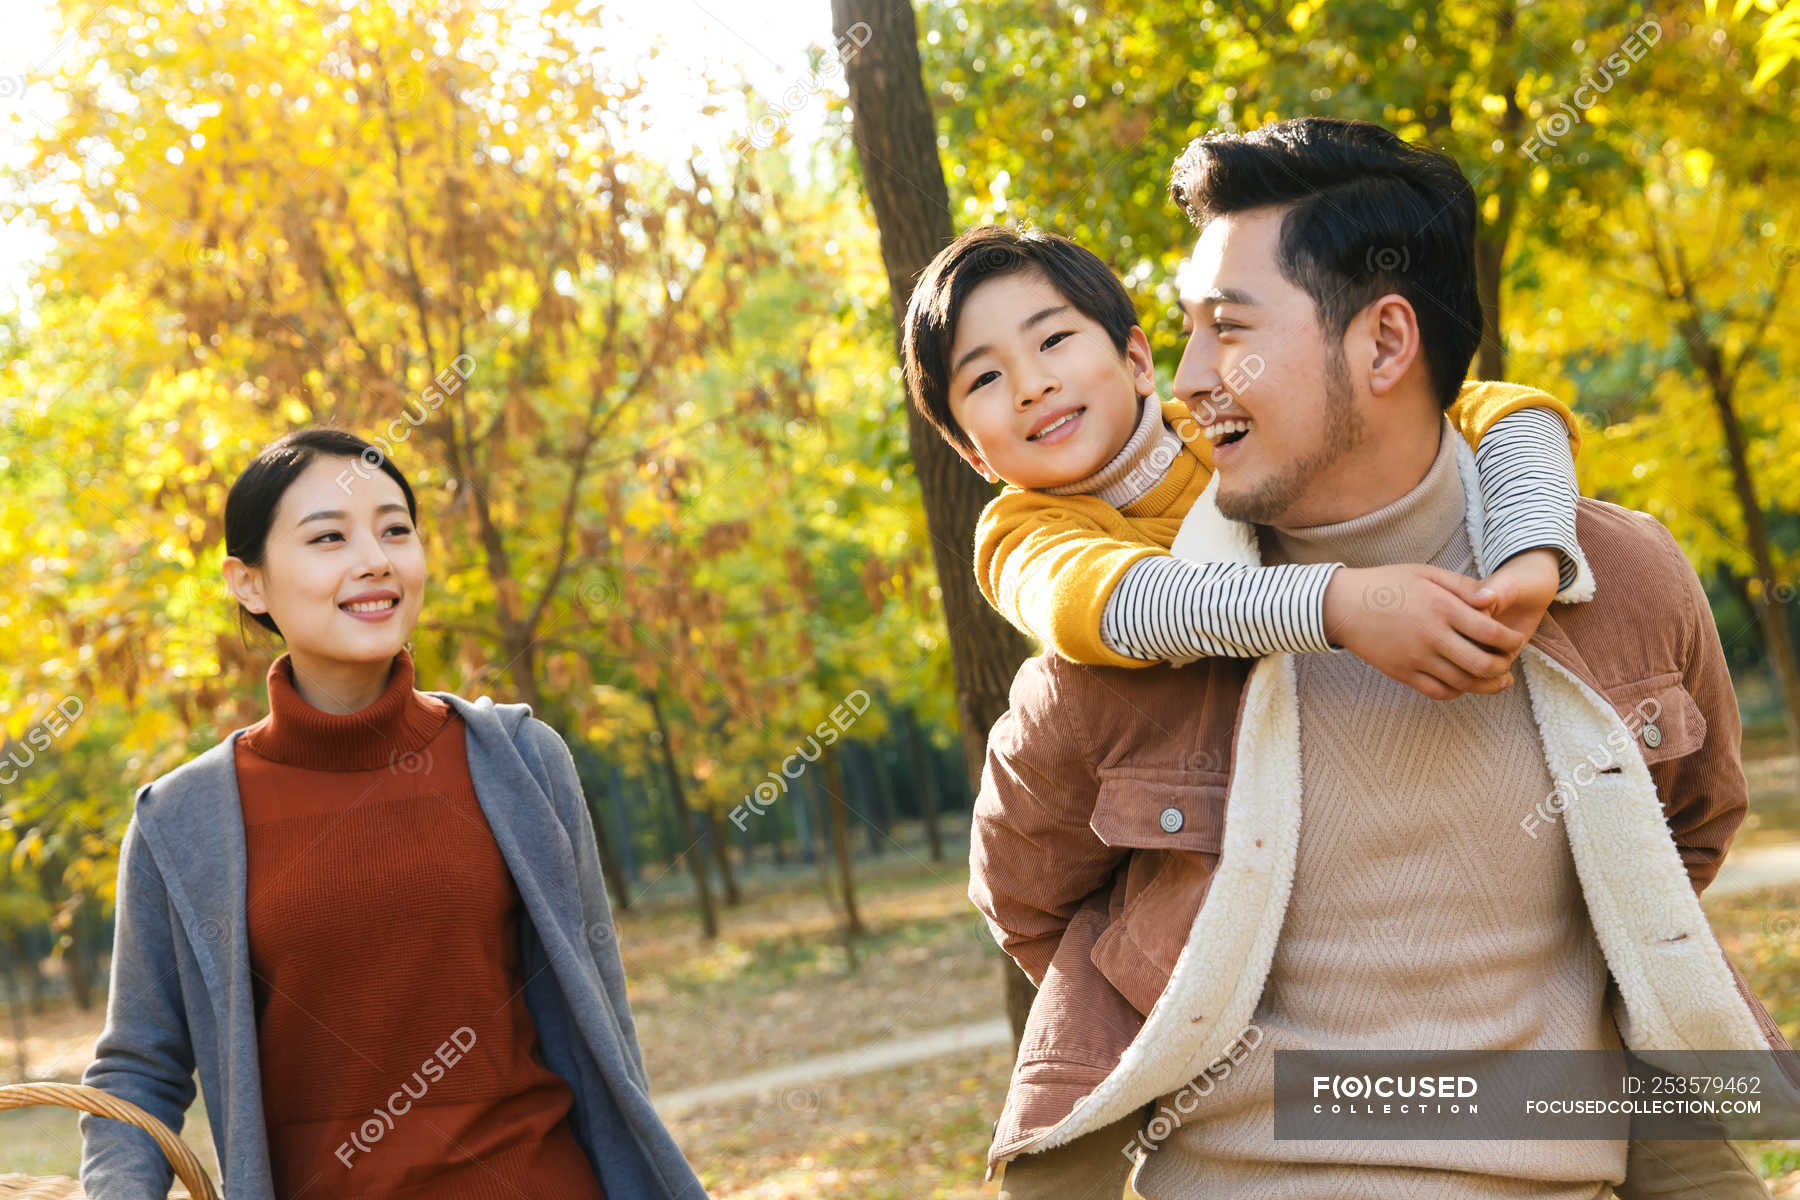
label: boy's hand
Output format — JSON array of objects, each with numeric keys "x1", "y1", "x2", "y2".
[
  {"x1": 1324, "y1": 564, "x2": 1530, "y2": 701},
  {"x1": 1474, "y1": 547, "x2": 1561, "y2": 650}
]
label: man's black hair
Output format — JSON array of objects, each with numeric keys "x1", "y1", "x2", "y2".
[{"x1": 1169, "y1": 117, "x2": 1481, "y2": 409}]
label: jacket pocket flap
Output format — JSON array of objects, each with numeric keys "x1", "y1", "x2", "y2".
[
  {"x1": 1600, "y1": 673, "x2": 1706, "y2": 765},
  {"x1": 1091, "y1": 766, "x2": 1226, "y2": 853}
]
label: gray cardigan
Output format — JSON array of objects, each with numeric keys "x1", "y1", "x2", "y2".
[{"x1": 79, "y1": 691, "x2": 711, "y2": 1200}]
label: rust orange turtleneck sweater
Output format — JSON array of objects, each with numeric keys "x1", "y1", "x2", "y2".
[{"x1": 234, "y1": 648, "x2": 606, "y2": 1200}]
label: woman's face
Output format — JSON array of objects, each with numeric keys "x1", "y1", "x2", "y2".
[{"x1": 225, "y1": 455, "x2": 426, "y2": 664}]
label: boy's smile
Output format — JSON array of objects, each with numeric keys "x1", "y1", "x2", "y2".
[
  {"x1": 1025, "y1": 405, "x2": 1086, "y2": 443},
  {"x1": 945, "y1": 270, "x2": 1157, "y2": 489}
]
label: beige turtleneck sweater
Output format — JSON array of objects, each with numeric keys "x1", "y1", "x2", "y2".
[
  {"x1": 1133, "y1": 420, "x2": 1625, "y2": 1200},
  {"x1": 1041, "y1": 391, "x2": 1188, "y2": 509}
]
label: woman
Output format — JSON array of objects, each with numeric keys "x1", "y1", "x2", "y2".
[{"x1": 81, "y1": 428, "x2": 708, "y2": 1199}]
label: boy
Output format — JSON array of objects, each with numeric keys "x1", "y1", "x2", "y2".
[{"x1": 903, "y1": 224, "x2": 1771, "y2": 1198}]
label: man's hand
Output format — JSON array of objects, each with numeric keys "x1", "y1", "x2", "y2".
[
  {"x1": 1474, "y1": 547, "x2": 1561, "y2": 651},
  {"x1": 1323, "y1": 563, "x2": 1530, "y2": 701}
]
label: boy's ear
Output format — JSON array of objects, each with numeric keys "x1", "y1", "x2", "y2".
[
  {"x1": 1126, "y1": 326, "x2": 1157, "y2": 397},
  {"x1": 952, "y1": 440, "x2": 1000, "y2": 483}
]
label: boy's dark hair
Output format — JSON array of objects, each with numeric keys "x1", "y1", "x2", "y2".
[
  {"x1": 902, "y1": 225, "x2": 1139, "y2": 453},
  {"x1": 1169, "y1": 117, "x2": 1480, "y2": 409},
  {"x1": 224, "y1": 426, "x2": 419, "y2": 637}
]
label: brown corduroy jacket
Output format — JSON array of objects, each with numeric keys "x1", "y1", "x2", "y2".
[{"x1": 969, "y1": 432, "x2": 1795, "y2": 1178}]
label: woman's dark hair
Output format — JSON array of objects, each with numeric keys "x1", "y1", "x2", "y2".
[
  {"x1": 902, "y1": 225, "x2": 1140, "y2": 453},
  {"x1": 1169, "y1": 117, "x2": 1482, "y2": 410},
  {"x1": 223, "y1": 427, "x2": 419, "y2": 637}
]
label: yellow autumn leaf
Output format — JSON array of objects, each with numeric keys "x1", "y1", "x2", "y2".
[
  {"x1": 1751, "y1": 51, "x2": 1792, "y2": 86},
  {"x1": 1681, "y1": 147, "x2": 1716, "y2": 186}
]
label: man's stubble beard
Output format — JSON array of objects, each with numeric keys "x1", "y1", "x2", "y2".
[{"x1": 1216, "y1": 346, "x2": 1364, "y2": 526}]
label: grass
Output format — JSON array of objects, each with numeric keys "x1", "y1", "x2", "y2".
[
  {"x1": 1701, "y1": 881, "x2": 1800, "y2": 1185},
  {"x1": 1738, "y1": 739, "x2": 1800, "y2": 849},
  {"x1": 667, "y1": 1043, "x2": 1010, "y2": 1200},
  {"x1": 618, "y1": 848, "x2": 1003, "y2": 1095},
  {"x1": 0, "y1": 1094, "x2": 217, "y2": 1187}
]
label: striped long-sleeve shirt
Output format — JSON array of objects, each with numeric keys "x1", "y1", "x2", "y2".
[
  {"x1": 1099, "y1": 407, "x2": 1581, "y2": 661},
  {"x1": 970, "y1": 385, "x2": 1585, "y2": 671}
]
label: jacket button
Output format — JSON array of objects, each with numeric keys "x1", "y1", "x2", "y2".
[
  {"x1": 1641, "y1": 722, "x2": 1663, "y2": 748},
  {"x1": 1159, "y1": 807, "x2": 1185, "y2": 833}
]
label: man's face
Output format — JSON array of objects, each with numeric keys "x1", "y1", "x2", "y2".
[
  {"x1": 1172, "y1": 207, "x2": 1364, "y2": 526},
  {"x1": 946, "y1": 269, "x2": 1156, "y2": 489}
]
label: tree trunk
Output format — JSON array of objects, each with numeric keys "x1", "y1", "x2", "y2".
[
  {"x1": 768, "y1": 798, "x2": 788, "y2": 867},
  {"x1": 647, "y1": 691, "x2": 719, "y2": 939},
  {"x1": 587, "y1": 793, "x2": 630, "y2": 914},
  {"x1": 699, "y1": 803, "x2": 742, "y2": 907},
  {"x1": 608, "y1": 764, "x2": 640, "y2": 885},
  {"x1": 66, "y1": 906, "x2": 95, "y2": 1012},
  {"x1": 1472, "y1": 0, "x2": 1523, "y2": 382},
  {"x1": 646, "y1": 773, "x2": 680, "y2": 866},
  {"x1": 3, "y1": 964, "x2": 26, "y2": 1082},
  {"x1": 806, "y1": 772, "x2": 835, "y2": 898},
  {"x1": 793, "y1": 769, "x2": 816, "y2": 864},
  {"x1": 902, "y1": 707, "x2": 943, "y2": 861},
  {"x1": 1473, "y1": 230, "x2": 1507, "y2": 381},
  {"x1": 870, "y1": 738, "x2": 899, "y2": 846},
  {"x1": 823, "y1": 753, "x2": 865, "y2": 937},
  {"x1": 5, "y1": 929, "x2": 44, "y2": 1015},
  {"x1": 833, "y1": 0, "x2": 1037, "y2": 1042},
  {"x1": 1706, "y1": 381, "x2": 1800, "y2": 767},
  {"x1": 850, "y1": 741, "x2": 883, "y2": 857},
  {"x1": 539, "y1": 704, "x2": 631, "y2": 912}
]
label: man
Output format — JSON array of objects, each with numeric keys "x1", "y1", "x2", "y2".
[{"x1": 973, "y1": 118, "x2": 1788, "y2": 1199}]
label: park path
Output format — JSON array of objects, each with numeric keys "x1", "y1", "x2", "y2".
[
  {"x1": 653, "y1": 840, "x2": 1800, "y2": 1117},
  {"x1": 654, "y1": 1016, "x2": 1012, "y2": 1116},
  {"x1": 1710, "y1": 840, "x2": 1800, "y2": 896}
]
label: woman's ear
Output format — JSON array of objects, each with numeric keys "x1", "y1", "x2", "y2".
[
  {"x1": 222, "y1": 557, "x2": 269, "y2": 616},
  {"x1": 1126, "y1": 326, "x2": 1157, "y2": 397},
  {"x1": 1363, "y1": 294, "x2": 1422, "y2": 397}
]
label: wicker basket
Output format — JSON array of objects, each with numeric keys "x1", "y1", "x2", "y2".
[{"x1": 0, "y1": 1082, "x2": 216, "y2": 1200}]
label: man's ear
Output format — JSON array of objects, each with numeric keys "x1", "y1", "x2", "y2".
[
  {"x1": 952, "y1": 440, "x2": 1000, "y2": 483},
  {"x1": 1360, "y1": 293, "x2": 1422, "y2": 397},
  {"x1": 1125, "y1": 325, "x2": 1157, "y2": 397},
  {"x1": 222, "y1": 557, "x2": 269, "y2": 615}
]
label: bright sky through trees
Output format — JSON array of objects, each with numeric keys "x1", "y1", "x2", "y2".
[{"x1": 0, "y1": 0, "x2": 834, "y2": 323}]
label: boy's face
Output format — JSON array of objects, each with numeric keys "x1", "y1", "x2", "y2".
[{"x1": 945, "y1": 269, "x2": 1156, "y2": 489}]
